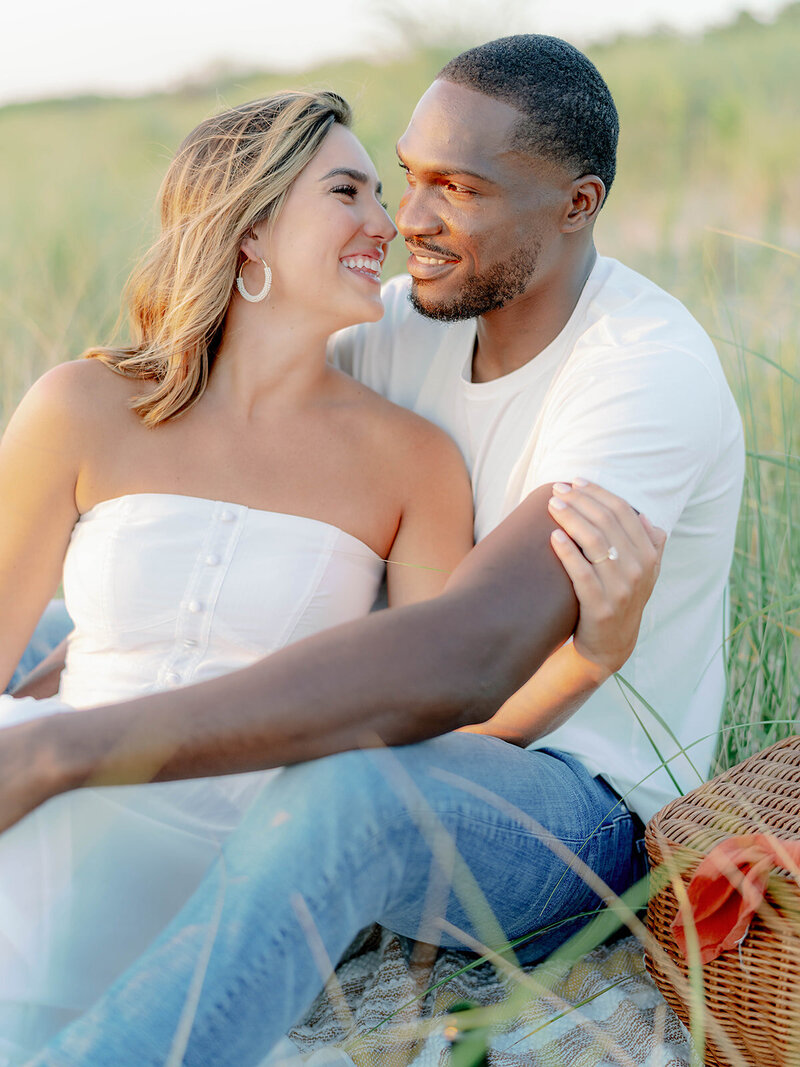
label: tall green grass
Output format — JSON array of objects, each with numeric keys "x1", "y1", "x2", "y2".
[{"x1": 714, "y1": 237, "x2": 799, "y2": 769}]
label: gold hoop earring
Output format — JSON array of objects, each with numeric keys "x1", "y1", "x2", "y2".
[{"x1": 237, "y1": 257, "x2": 272, "y2": 303}]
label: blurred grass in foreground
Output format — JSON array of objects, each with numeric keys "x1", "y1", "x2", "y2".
[{"x1": 1, "y1": 6, "x2": 798, "y2": 766}]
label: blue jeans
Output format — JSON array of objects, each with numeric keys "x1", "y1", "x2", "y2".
[
  {"x1": 34, "y1": 734, "x2": 646, "y2": 1066},
  {"x1": 5, "y1": 601, "x2": 72, "y2": 693}
]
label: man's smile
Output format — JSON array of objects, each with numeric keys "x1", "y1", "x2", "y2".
[{"x1": 405, "y1": 241, "x2": 461, "y2": 279}]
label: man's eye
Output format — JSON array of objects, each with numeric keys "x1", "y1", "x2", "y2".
[
  {"x1": 331, "y1": 184, "x2": 358, "y2": 198},
  {"x1": 445, "y1": 182, "x2": 473, "y2": 195}
]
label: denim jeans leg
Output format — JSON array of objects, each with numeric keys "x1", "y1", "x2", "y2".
[
  {"x1": 5, "y1": 600, "x2": 73, "y2": 693},
  {"x1": 35, "y1": 733, "x2": 644, "y2": 1067}
]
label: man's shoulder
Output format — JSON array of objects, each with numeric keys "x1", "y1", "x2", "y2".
[
  {"x1": 586, "y1": 257, "x2": 717, "y2": 358},
  {"x1": 554, "y1": 257, "x2": 739, "y2": 435}
]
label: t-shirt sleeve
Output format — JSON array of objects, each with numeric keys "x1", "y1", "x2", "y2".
[{"x1": 528, "y1": 343, "x2": 724, "y2": 534}]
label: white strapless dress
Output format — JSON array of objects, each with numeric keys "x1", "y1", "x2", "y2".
[{"x1": 0, "y1": 494, "x2": 384, "y2": 1064}]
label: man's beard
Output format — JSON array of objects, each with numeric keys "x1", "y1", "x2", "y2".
[{"x1": 409, "y1": 244, "x2": 540, "y2": 322}]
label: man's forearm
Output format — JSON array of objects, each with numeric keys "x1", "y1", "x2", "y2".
[{"x1": 45, "y1": 486, "x2": 578, "y2": 792}]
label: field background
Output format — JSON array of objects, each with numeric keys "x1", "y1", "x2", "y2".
[{"x1": 1, "y1": 4, "x2": 798, "y2": 766}]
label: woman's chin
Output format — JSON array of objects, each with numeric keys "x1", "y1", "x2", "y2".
[
  {"x1": 335, "y1": 295, "x2": 386, "y2": 330},
  {"x1": 361, "y1": 296, "x2": 386, "y2": 323}
]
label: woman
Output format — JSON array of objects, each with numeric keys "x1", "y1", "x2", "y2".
[{"x1": 0, "y1": 91, "x2": 657, "y2": 1062}]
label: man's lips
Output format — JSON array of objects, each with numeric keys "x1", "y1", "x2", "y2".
[
  {"x1": 405, "y1": 242, "x2": 460, "y2": 263},
  {"x1": 406, "y1": 244, "x2": 461, "y2": 279}
]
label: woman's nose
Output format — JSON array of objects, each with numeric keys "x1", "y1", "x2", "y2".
[{"x1": 366, "y1": 200, "x2": 397, "y2": 244}]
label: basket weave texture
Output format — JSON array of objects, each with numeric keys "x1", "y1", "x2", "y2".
[{"x1": 645, "y1": 734, "x2": 800, "y2": 1067}]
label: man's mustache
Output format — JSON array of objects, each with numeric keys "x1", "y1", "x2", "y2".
[{"x1": 404, "y1": 241, "x2": 462, "y2": 262}]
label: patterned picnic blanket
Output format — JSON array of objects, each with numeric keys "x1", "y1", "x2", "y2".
[{"x1": 264, "y1": 926, "x2": 692, "y2": 1066}]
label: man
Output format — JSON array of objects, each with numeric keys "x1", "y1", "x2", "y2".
[{"x1": 12, "y1": 34, "x2": 741, "y2": 1064}]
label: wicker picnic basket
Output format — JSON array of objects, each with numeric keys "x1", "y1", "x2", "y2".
[{"x1": 644, "y1": 734, "x2": 800, "y2": 1067}]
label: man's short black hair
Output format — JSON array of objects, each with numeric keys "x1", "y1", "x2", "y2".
[{"x1": 438, "y1": 35, "x2": 618, "y2": 195}]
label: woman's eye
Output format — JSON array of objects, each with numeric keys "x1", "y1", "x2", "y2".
[{"x1": 331, "y1": 184, "x2": 358, "y2": 198}]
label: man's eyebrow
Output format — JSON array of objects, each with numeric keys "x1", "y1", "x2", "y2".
[
  {"x1": 395, "y1": 150, "x2": 495, "y2": 186},
  {"x1": 319, "y1": 167, "x2": 383, "y2": 197}
]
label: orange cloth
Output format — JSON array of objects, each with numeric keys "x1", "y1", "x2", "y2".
[{"x1": 670, "y1": 833, "x2": 800, "y2": 964}]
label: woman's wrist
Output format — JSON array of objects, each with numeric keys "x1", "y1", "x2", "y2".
[{"x1": 566, "y1": 639, "x2": 615, "y2": 688}]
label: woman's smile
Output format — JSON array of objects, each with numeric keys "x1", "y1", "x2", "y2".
[{"x1": 340, "y1": 252, "x2": 384, "y2": 283}]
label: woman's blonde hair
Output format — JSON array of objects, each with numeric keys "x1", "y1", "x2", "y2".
[{"x1": 85, "y1": 90, "x2": 352, "y2": 426}]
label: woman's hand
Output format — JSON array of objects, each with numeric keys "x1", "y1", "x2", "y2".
[
  {"x1": 460, "y1": 480, "x2": 665, "y2": 747},
  {"x1": 548, "y1": 479, "x2": 666, "y2": 679}
]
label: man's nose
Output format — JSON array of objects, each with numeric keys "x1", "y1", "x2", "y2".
[{"x1": 395, "y1": 185, "x2": 442, "y2": 239}]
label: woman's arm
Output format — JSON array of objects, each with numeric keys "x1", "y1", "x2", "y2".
[
  {"x1": 383, "y1": 415, "x2": 474, "y2": 608},
  {"x1": 11, "y1": 636, "x2": 70, "y2": 698},
  {"x1": 0, "y1": 365, "x2": 83, "y2": 690},
  {"x1": 462, "y1": 480, "x2": 665, "y2": 745}
]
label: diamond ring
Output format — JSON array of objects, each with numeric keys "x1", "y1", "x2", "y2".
[{"x1": 590, "y1": 545, "x2": 619, "y2": 564}]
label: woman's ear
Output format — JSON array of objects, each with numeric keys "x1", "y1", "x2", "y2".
[
  {"x1": 239, "y1": 225, "x2": 265, "y2": 263},
  {"x1": 563, "y1": 176, "x2": 606, "y2": 232}
]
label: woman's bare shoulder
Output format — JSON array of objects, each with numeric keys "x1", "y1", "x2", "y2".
[
  {"x1": 1, "y1": 362, "x2": 150, "y2": 486},
  {"x1": 35, "y1": 356, "x2": 135, "y2": 399},
  {"x1": 20, "y1": 358, "x2": 141, "y2": 429},
  {"x1": 329, "y1": 368, "x2": 469, "y2": 504},
  {"x1": 329, "y1": 366, "x2": 461, "y2": 460}
]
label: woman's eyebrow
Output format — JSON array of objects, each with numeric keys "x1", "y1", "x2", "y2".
[{"x1": 319, "y1": 167, "x2": 383, "y2": 197}]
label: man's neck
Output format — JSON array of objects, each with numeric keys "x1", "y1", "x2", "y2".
[{"x1": 471, "y1": 245, "x2": 597, "y2": 383}]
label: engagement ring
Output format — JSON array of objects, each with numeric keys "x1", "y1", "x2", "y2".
[{"x1": 591, "y1": 546, "x2": 619, "y2": 564}]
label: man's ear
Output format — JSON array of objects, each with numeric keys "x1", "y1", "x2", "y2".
[{"x1": 563, "y1": 176, "x2": 605, "y2": 232}]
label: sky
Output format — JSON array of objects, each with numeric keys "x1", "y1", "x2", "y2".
[{"x1": 0, "y1": 0, "x2": 790, "y2": 106}]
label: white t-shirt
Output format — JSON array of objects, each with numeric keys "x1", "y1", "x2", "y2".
[{"x1": 330, "y1": 256, "x2": 744, "y2": 822}]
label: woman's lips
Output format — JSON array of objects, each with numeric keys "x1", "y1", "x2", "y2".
[{"x1": 340, "y1": 254, "x2": 382, "y2": 283}]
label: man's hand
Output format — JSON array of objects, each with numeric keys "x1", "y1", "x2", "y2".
[
  {"x1": 548, "y1": 479, "x2": 666, "y2": 678},
  {"x1": 0, "y1": 717, "x2": 63, "y2": 834}
]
